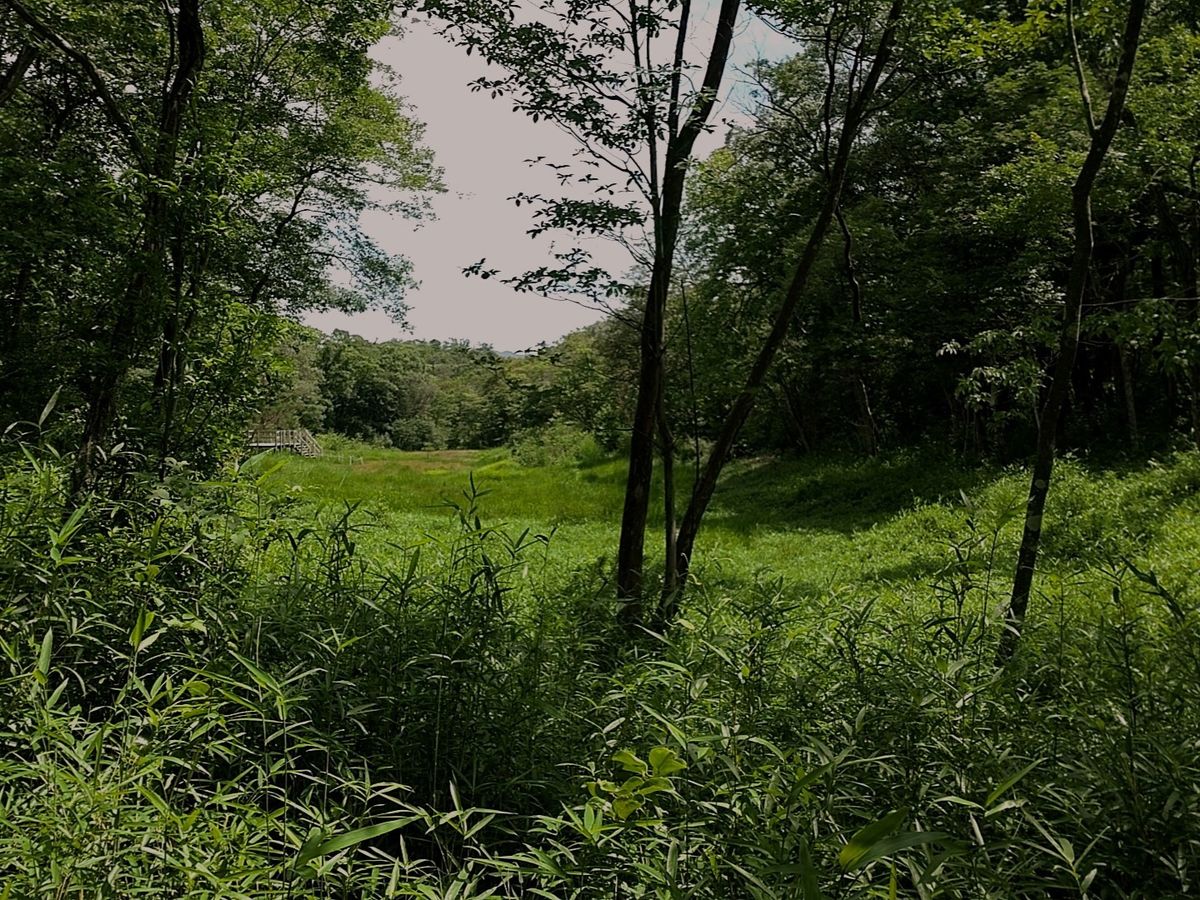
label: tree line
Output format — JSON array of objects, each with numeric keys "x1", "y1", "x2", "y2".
[{"x1": 257, "y1": 325, "x2": 635, "y2": 451}]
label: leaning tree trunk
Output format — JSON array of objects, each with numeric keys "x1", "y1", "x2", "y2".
[
  {"x1": 998, "y1": 0, "x2": 1148, "y2": 662},
  {"x1": 615, "y1": 0, "x2": 740, "y2": 621},
  {"x1": 661, "y1": 0, "x2": 906, "y2": 621}
]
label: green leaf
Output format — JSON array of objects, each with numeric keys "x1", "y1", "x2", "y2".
[
  {"x1": 612, "y1": 749, "x2": 647, "y2": 775},
  {"x1": 229, "y1": 649, "x2": 281, "y2": 695},
  {"x1": 636, "y1": 776, "x2": 674, "y2": 795},
  {"x1": 294, "y1": 827, "x2": 326, "y2": 871},
  {"x1": 838, "y1": 809, "x2": 908, "y2": 869},
  {"x1": 295, "y1": 816, "x2": 420, "y2": 870},
  {"x1": 844, "y1": 831, "x2": 952, "y2": 871},
  {"x1": 986, "y1": 758, "x2": 1043, "y2": 809},
  {"x1": 612, "y1": 797, "x2": 642, "y2": 820},
  {"x1": 36, "y1": 629, "x2": 53, "y2": 682},
  {"x1": 649, "y1": 746, "x2": 687, "y2": 776},
  {"x1": 798, "y1": 833, "x2": 822, "y2": 899},
  {"x1": 527, "y1": 848, "x2": 568, "y2": 879},
  {"x1": 38, "y1": 386, "x2": 61, "y2": 428},
  {"x1": 130, "y1": 607, "x2": 155, "y2": 652}
]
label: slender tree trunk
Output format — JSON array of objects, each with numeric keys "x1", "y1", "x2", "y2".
[
  {"x1": 616, "y1": 0, "x2": 740, "y2": 620},
  {"x1": 154, "y1": 224, "x2": 207, "y2": 474},
  {"x1": 663, "y1": 0, "x2": 906, "y2": 621},
  {"x1": 618, "y1": 249, "x2": 670, "y2": 606},
  {"x1": 836, "y1": 205, "x2": 879, "y2": 456},
  {"x1": 999, "y1": 0, "x2": 1147, "y2": 662},
  {"x1": 779, "y1": 380, "x2": 812, "y2": 453},
  {"x1": 1109, "y1": 252, "x2": 1138, "y2": 449},
  {"x1": 1118, "y1": 344, "x2": 1139, "y2": 449},
  {"x1": 1151, "y1": 183, "x2": 1199, "y2": 443},
  {"x1": 657, "y1": 371, "x2": 678, "y2": 603}
]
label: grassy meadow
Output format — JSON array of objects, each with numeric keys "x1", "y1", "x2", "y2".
[{"x1": 267, "y1": 441, "x2": 1200, "y2": 619}]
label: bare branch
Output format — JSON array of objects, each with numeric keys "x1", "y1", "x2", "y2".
[{"x1": 1068, "y1": 0, "x2": 1098, "y2": 137}]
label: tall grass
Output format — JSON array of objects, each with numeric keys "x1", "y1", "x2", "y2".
[{"x1": 2, "y1": 441, "x2": 1199, "y2": 896}]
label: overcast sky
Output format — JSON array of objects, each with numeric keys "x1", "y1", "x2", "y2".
[{"x1": 304, "y1": 10, "x2": 793, "y2": 352}]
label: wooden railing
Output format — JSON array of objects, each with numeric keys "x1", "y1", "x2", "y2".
[{"x1": 247, "y1": 428, "x2": 322, "y2": 457}]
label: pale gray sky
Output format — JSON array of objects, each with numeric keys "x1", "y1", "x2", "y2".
[{"x1": 305, "y1": 10, "x2": 793, "y2": 352}]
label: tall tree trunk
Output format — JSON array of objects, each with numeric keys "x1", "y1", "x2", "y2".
[
  {"x1": 616, "y1": 0, "x2": 740, "y2": 620},
  {"x1": 1151, "y1": 181, "x2": 1199, "y2": 443},
  {"x1": 1117, "y1": 344, "x2": 1139, "y2": 449},
  {"x1": 663, "y1": 0, "x2": 906, "y2": 622},
  {"x1": 618, "y1": 248, "x2": 670, "y2": 606},
  {"x1": 999, "y1": 0, "x2": 1147, "y2": 662},
  {"x1": 1108, "y1": 250, "x2": 1138, "y2": 449},
  {"x1": 72, "y1": 0, "x2": 205, "y2": 492}
]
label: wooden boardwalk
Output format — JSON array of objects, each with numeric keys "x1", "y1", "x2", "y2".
[{"x1": 247, "y1": 428, "x2": 322, "y2": 457}]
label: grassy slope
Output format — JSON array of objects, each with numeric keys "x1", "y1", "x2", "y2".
[{"x1": 266, "y1": 444, "x2": 1200, "y2": 614}]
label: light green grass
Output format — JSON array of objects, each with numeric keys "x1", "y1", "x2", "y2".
[{"x1": 261, "y1": 444, "x2": 1200, "y2": 613}]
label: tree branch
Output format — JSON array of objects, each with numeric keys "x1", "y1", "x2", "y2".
[
  {"x1": 1068, "y1": 0, "x2": 1098, "y2": 137},
  {"x1": 2, "y1": 0, "x2": 148, "y2": 166},
  {"x1": 0, "y1": 42, "x2": 36, "y2": 106}
]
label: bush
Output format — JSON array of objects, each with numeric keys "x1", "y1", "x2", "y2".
[
  {"x1": 511, "y1": 421, "x2": 605, "y2": 468},
  {"x1": 389, "y1": 416, "x2": 441, "y2": 450}
]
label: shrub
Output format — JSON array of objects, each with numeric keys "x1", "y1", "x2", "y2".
[{"x1": 511, "y1": 421, "x2": 604, "y2": 468}]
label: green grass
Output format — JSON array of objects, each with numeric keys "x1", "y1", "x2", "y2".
[
  {"x1": 265, "y1": 442, "x2": 1200, "y2": 614},
  {"x1": 6, "y1": 440, "x2": 1200, "y2": 896}
]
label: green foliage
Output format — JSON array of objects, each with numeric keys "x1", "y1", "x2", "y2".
[
  {"x1": 257, "y1": 317, "x2": 635, "y2": 454},
  {"x1": 7, "y1": 0, "x2": 1200, "y2": 895},
  {"x1": 511, "y1": 421, "x2": 603, "y2": 467},
  {"x1": 664, "y1": 0, "x2": 1200, "y2": 458}
]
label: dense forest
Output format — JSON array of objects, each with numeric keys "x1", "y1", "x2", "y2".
[{"x1": 3, "y1": 0, "x2": 1200, "y2": 896}]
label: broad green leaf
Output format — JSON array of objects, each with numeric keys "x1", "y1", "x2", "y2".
[
  {"x1": 612, "y1": 749, "x2": 647, "y2": 775},
  {"x1": 612, "y1": 797, "x2": 641, "y2": 820},
  {"x1": 295, "y1": 816, "x2": 420, "y2": 870},
  {"x1": 649, "y1": 746, "x2": 687, "y2": 776},
  {"x1": 839, "y1": 809, "x2": 908, "y2": 869}
]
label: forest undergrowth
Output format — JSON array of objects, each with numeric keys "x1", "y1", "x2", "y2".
[{"x1": 2, "y1": 441, "x2": 1199, "y2": 898}]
